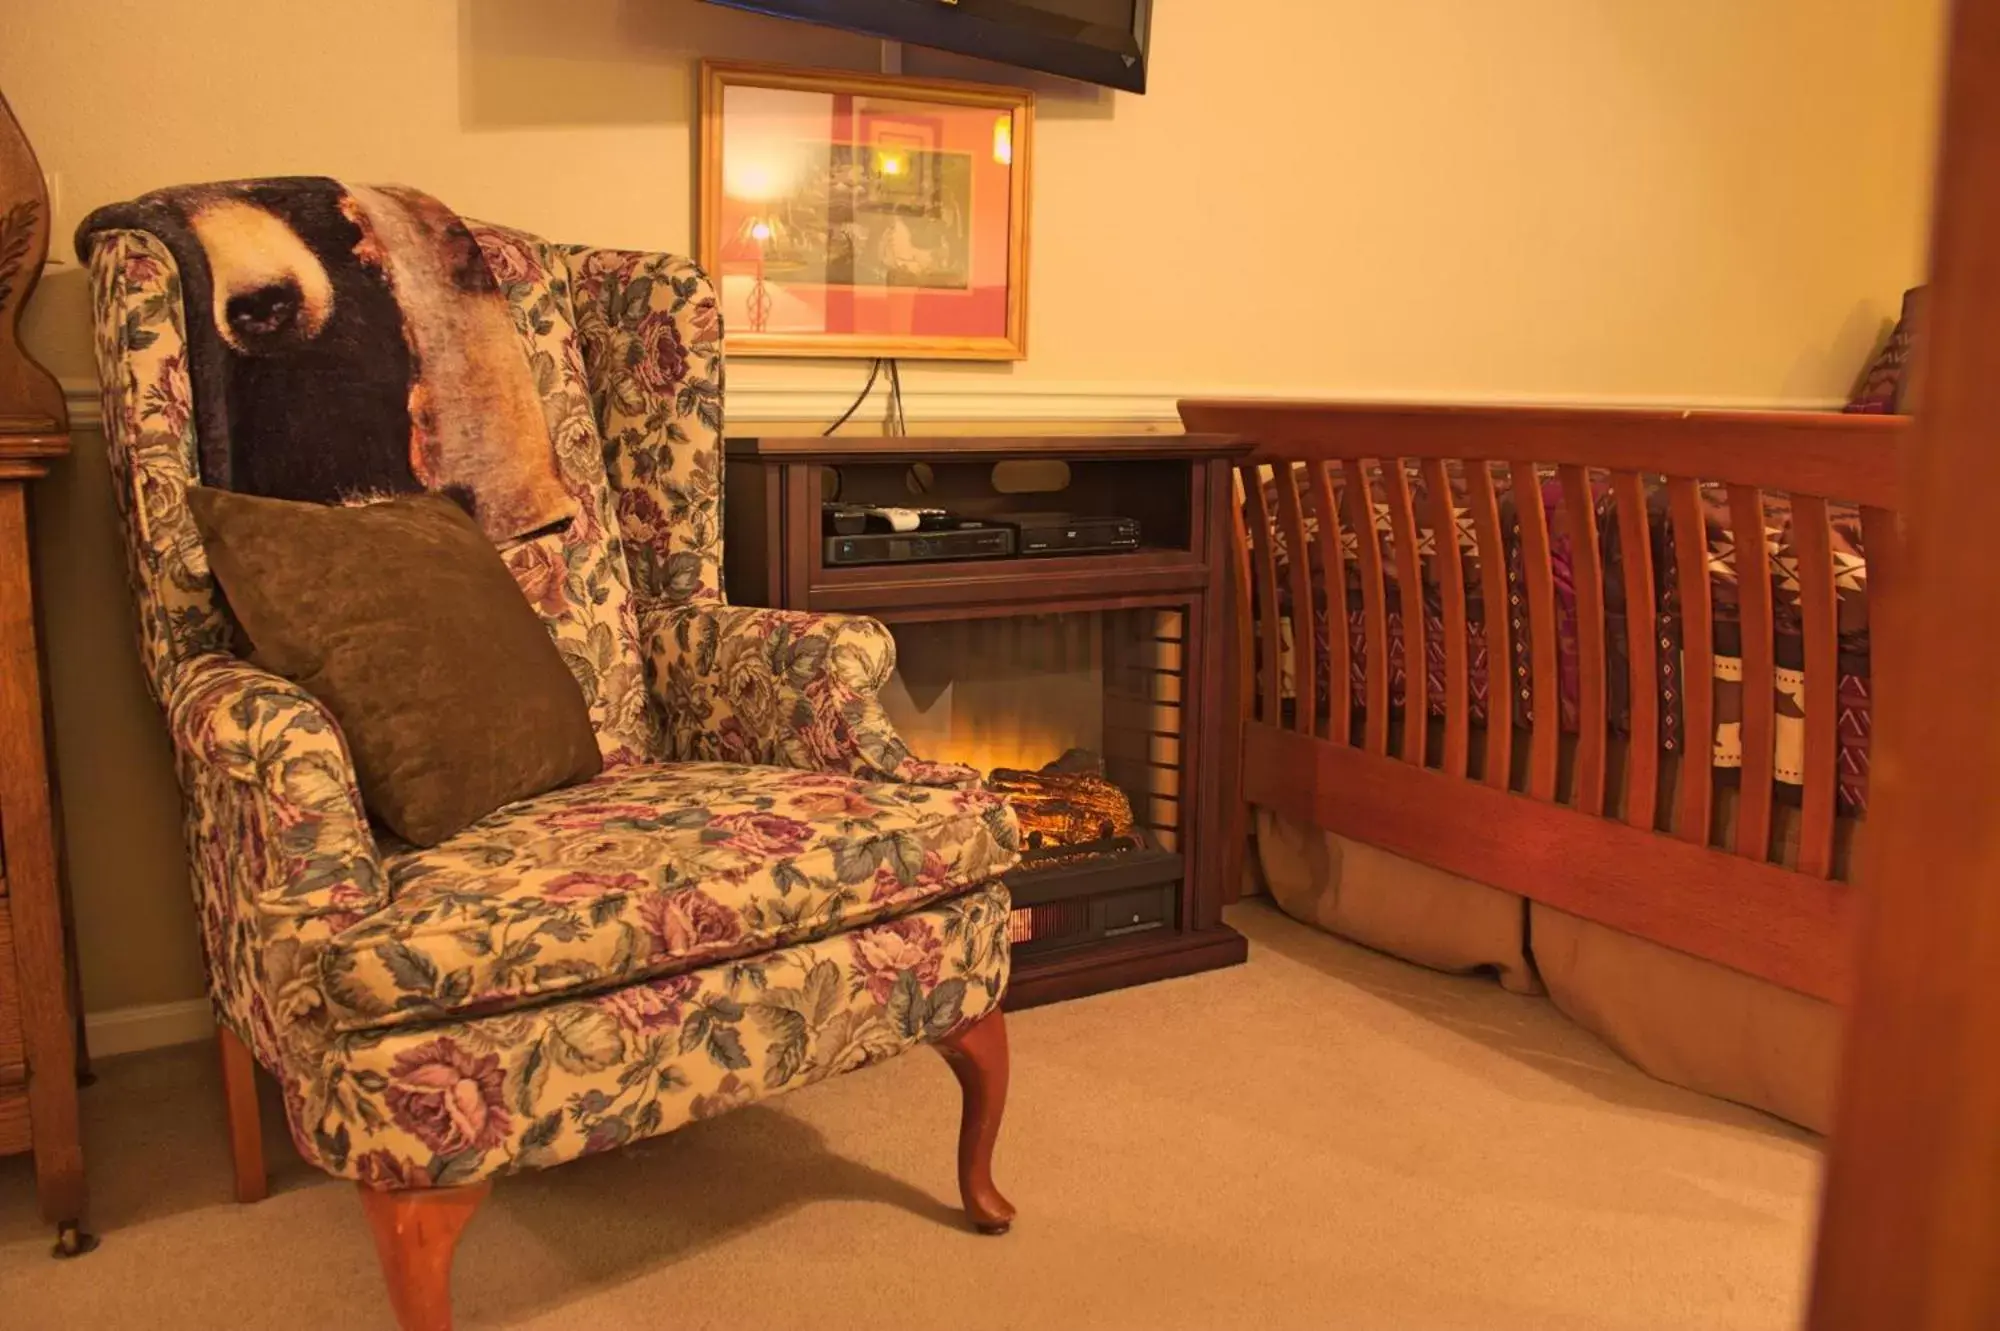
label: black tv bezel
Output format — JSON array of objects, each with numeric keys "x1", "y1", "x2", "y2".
[{"x1": 702, "y1": 0, "x2": 1152, "y2": 94}]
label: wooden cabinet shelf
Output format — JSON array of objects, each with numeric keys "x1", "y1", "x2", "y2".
[{"x1": 724, "y1": 433, "x2": 1251, "y2": 1007}]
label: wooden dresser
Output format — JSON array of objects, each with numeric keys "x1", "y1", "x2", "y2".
[{"x1": 1, "y1": 88, "x2": 89, "y2": 1256}]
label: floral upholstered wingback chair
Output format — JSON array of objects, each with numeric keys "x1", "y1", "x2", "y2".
[{"x1": 85, "y1": 214, "x2": 1018, "y2": 1329}]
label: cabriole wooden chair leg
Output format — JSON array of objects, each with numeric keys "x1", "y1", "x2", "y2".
[
  {"x1": 359, "y1": 1182, "x2": 491, "y2": 1331},
  {"x1": 216, "y1": 1026, "x2": 267, "y2": 1204},
  {"x1": 935, "y1": 1008, "x2": 1016, "y2": 1234}
]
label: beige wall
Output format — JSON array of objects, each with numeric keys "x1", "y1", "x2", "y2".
[{"x1": 0, "y1": 0, "x2": 1943, "y2": 1017}]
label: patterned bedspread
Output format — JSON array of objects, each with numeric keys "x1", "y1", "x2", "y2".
[{"x1": 1253, "y1": 464, "x2": 1873, "y2": 812}]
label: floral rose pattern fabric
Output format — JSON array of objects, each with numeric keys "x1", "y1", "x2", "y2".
[
  {"x1": 563, "y1": 246, "x2": 725, "y2": 615},
  {"x1": 89, "y1": 216, "x2": 1015, "y2": 1192},
  {"x1": 645, "y1": 603, "x2": 982, "y2": 789},
  {"x1": 320, "y1": 761, "x2": 1017, "y2": 1031},
  {"x1": 88, "y1": 229, "x2": 232, "y2": 699},
  {"x1": 472, "y1": 224, "x2": 659, "y2": 768},
  {"x1": 306, "y1": 887, "x2": 1009, "y2": 1188}
]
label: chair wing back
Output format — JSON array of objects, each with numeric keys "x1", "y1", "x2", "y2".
[
  {"x1": 561, "y1": 247, "x2": 726, "y2": 614},
  {"x1": 84, "y1": 220, "x2": 697, "y2": 767},
  {"x1": 88, "y1": 227, "x2": 235, "y2": 698}
]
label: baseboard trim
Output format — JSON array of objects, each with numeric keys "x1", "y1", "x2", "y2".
[
  {"x1": 85, "y1": 998, "x2": 214, "y2": 1058},
  {"x1": 60, "y1": 377, "x2": 1846, "y2": 431}
]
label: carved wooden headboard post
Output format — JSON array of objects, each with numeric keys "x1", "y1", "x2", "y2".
[
  {"x1": 0, "y1": 85, "x2": 90, "y2": 1257},
  {"x1": 0, "y1": 88, "x2": 66, "y2": 447}
]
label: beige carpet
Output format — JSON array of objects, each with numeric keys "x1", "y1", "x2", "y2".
[{"x1": 0, "y1": 902, "x2": 1822, "y2": 1329}]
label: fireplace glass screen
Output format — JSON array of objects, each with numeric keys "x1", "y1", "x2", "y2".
[{"x1": 879, "y1": 605, "x2": 1189, "y2": 955}]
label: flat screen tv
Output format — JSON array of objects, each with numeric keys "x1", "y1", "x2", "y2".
[{"x1": 701, "y1": 0, "x2": 1153, "y2": 93}]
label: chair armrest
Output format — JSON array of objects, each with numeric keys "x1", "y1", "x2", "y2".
[
  {"x1": 165, "y1": 653, "x2": 386, "y2": 918},
  {"x1": 641, "y1": 604, "x2": 980, "y2": 788}
]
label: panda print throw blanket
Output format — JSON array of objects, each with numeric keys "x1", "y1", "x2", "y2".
[{"x1": 77, "y1": 178, "x2": 573, "y2": 544}]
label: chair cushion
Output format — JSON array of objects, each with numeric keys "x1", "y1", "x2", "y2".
[
  {"x1": 303, "y1": 884, "x2": 1013, "y2": 1188},
  {"x1": 319, "y1": 762, "x2": 1019, "y2": 1031}
]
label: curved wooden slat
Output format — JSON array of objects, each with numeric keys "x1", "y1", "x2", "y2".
[
  {"x1": 1240, "y1": 465, "x2": 1283, "y2": 728},
  {"x1": 1558, "y1": 465, "x2": 1608, "y2": 815},
  {"x1": 1303, "y1": 461, "x2": 1353, "y2": 744},
  {"x1": 1729, "y1": 485, "x2": 1777, "y2": 862},
  {"x1": 1464, "y1": 460, "x2": 1512, "y2": 789},
  {"x1": 1229, "y1": 470, "x2": 1256, "y2": 740},
  {"x1": 1611, "y1": 471, "x2": 1661, "y2": 830},
  {"x1": 1511, "y1": 461, "x2": 1560, "y2": 801},
  {"x1": 1668, "y1": 478, "x2": 1716, "y2": 846},
  {"x1": 1344, "y1": 458, "x2": 1392, "y2": 756},
  {"x1": 1790, "y1": 495, "x2": 1840, "y2": 877},
  {"x1": 1381, "y1": 458, "x2": 1429, "y2": 765},
  {"x1": 1271, "y1": 462, "x2": 1317, "y2": 735},
  {"x1": 1421, "y1": 457, "x2": 1470, "y2": 777}
]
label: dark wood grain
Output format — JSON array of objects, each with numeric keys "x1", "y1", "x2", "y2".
[
  {"x1": 0, "y1": 94, "x2": 84, "y2": 1240},
  {"x1": 1001, "y1": 927, "x2": 1249, "y2": 1010},
  {"x1": 0, "y1": 912, "x2": 22, "y2": 1081},
  {"x1": 934, "y1": 1010, "x2": 1015, "y2": 1234},
  {"x1": 0, "y1": 481, "x2": 82, "y2": 1228},
  {"x1": 0, "y1": 1087, "x2": 28, "y2": 1155},
  {"x1": 730, "y1": 433, "x2": 1249, "y2": 1004},
  {"x1": 1558, "y1": 464, "x2": 1608, "y2": 814},
  {"x1": 1511, "y1": 462, "x2": 1560, "y2": 801},
  {"x1": 0, "y1": 91, "x2": 66, "y2": 435},
  {"x1": 1463, "y1": 460, "x2": 1512, "y2": 789},
  {"x1": 1196, "y1": 459, "x2": 1238, "y2": 924},
  {"x1": 721, "y1": 459, "x2": 778, "y2": 606},
  {"x1": 1241, "y1": 466, "x2": 1282, "y2": 727},
  {"x1": 1344, "y1": 459, "x2": 1391, "y2": 756},
  {"x1": 808, "y1": 551, "x2": 1213, "y2": 614},
  {"x1": 1667, "y1": 477, "x2": 1716, "y2": 846},
  {"x1": 1271, "y1": 462, "x2": 1317, "y2": 732},
  {"x1": 1729, "y1": 485, "x2": 1777, "y2": 861},
  {"x1": 783, "y1": 464, "x2": 814, "y2": 608},
  {"x1": 1245, "y1": 721, "x2": 1854, "y2": 1002},
  {"x1": 731, "y1": 433, "x2": 1246, "y2": 460},
  {"x1": 1790, "y1": 495, "x2": 1840, "y2": 878},
  {"x1": 1421, "y1": 458, "x2": 1470, "y2": 776},
  {"x1": 1809, "y1": 3, "x2": 2000, "y2": 1319},
  {"x1": 1612, "y1": 471, "x2": 1661, "y2": 829},
  {"x1": 1304, "y1": 461, "x2": 1352, "y2": 743},
  {"x1": 1380, "y1": 459, "x2": 1429, "y2": 764},
  {"x1": 1178, "y1": 400, "x2": 1906, "y2": 509},
  {"x1": 1223, "y1": 470, "x2": 1254, "y2": 903}
]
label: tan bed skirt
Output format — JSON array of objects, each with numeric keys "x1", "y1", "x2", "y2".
[{"x1": 1253, "y1": 807, "x2": 1843, "y2": 1133}]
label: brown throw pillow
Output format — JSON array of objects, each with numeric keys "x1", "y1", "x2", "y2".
[{"x1": 186, "y1": 488, "x2": 602, "y2": 847}]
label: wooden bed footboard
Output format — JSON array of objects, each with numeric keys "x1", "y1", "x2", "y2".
[{"x1": 1180, "y1": 399, "x2": 1910, "y2": 1002}]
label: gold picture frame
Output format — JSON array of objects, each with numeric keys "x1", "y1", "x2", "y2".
[{"x1": 698, "y1": 60, "x2": 1033, "y2": 361}]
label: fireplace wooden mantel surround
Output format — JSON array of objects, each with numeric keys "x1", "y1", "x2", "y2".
[{"x1": 724, "y1": 433, "x2": 1252, "y2": 1006}]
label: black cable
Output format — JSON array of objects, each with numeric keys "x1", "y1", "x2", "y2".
[
  {"x1": 885, "y1": 358, "x2": 907, "y2": 436},
  {"x1": 822, "y1": 358, "x2": 884, "y2": 436}
]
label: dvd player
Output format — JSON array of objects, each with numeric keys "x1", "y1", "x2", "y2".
[
  {"x1": 1006, "y1": 512, "x2": 1141, "y2": 556},
  {"x1": 825, "y1": 526, "x2": 1016, "y2": 566}
]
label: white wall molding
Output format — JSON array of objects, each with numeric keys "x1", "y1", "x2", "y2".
[
  {"x1": 85, "y1": 998, "x2": 214, "y2": 1058},
  {"x1": 62, "y1": 377, "x2": 1845, "y2": 432}
]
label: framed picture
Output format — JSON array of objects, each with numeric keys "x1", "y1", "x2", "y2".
[{"x1": 698, "y1": 60, "x2": 1033, "y2": 360}]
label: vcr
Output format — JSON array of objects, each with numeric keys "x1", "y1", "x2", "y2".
[
  {"x1": 1007, "y1": 512, "x2": 1141, "y2": 556},
  {"x1": 825, "y1": 526, "x2": 1016, "y2": 567}
]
